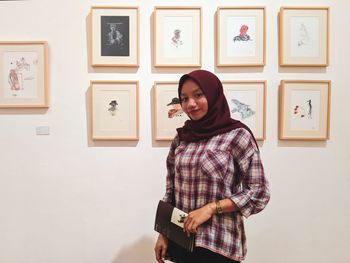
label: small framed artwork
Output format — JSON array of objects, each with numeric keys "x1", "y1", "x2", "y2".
[
  {"x1": 279, "y1": 7, "x2": 329, "y2": 66},
  {"x1": 91, "y1": 6, "x2": 139, "y2": 67},
  {"x1": 91, "y1": 81, "x2": 139, "y2": 140},
  {"x1": 153, "y1": 82, "x2": 189, "y2": 140},
  {"x1": 223, "y1": 81, "x2": 266, "y2": 140},
  {"x1": 279, "y1": 80, "x2": 331, "y2": 140},
  {"x1": 0, "y1": 41, "x2": 49, "y2": 108},
  {"x1": 216, "y1": 7, "x2": 266, "y2": 67},
  {"x1": 153, "y1": 6, "x2": 202, "y2": 67}
]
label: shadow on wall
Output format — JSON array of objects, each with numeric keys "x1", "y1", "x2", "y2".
[{"x1": 112, "y1": 236, "x2": 155, "y2": 263}]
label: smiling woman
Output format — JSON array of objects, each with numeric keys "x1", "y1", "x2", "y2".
[
  {"x1": 179, "y1": 79, "x2": 208, "y2": 121},
  {"x1": 154, "y1": 70, "x2": 270, "y2": 263}
]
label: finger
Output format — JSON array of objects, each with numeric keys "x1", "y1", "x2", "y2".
[
  {"x1": 159, "y1": 247, "x2": 165, "y2": 263},
  {"x1": 161, "y1": 245, "x2": 167, "y2": 260},
  {"x1": 155, "y1": 247, "x2": 161, "y2": 261}
]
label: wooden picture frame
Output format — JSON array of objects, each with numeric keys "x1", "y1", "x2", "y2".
[
  {"x1": 153, "y1": 6, "x2": 202, "y2": 67},
  {"x1": 279, "y1": 80, "x2": 331, "y2": 140},
  {"x1": 279, "y1": 7, "x2": 329, "y2": 66},
  {"x1": 0, "y1": 41, "x2": 49, "y2": 108},
  {"x1": 216, "y1": 7, "x2": 266, "y2": 67},
  {"x1": 91, "y1": 81, "x2": 139, "y2": 140},
  {"x1": 91, "y1": 6, "x2": 139, "y2": 67},
  {"x1": 223, "y1": 81, "x2": 266, "y2": 140},
  {"x1": 153, "y1": 81, "x2": 188, "y2": 140}
]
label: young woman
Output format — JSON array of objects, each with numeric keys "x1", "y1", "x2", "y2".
[{"x1": 154, "y1": 70, "x2": 270, "y2": 263}]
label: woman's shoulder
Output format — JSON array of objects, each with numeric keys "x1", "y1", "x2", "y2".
[
  {"x1": 223, "y1": 127, "x2": 254, "y2": 141},
  {"x1": 217, "y1": 128, "x2": 258, "y2": 152}
]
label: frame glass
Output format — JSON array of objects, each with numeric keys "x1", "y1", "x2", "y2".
[
  {"x1": 216, "y1": 7, "x2": 266, "y2": 67},
  {"x1": 0, "y1": 41, "x2": 49, "y2": 108},
  {"x1": 279, "y1": 7, "x2": 329, "y2": 66},
  {"x1": 223, "y1": 81, "x2": 266, "y2": 140},
  {"x1": 153, "y1": 6, "x2": 202, "y2": 67},
  {"x1": 91, "y1": 6, "x2": 139, "y2": 67},
  {"x1": 279, "y1": 80, "x2": 331, "y2": 140},
  {"x1": 91, "y1": 81, "x2": 139, "y2": 140},
  {"x1": 153, "y1": 81, "x2": 189, "y2": 140}
]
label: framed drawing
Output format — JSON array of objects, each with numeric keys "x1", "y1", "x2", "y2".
[
  {"x1": 154, "y1": 82, "x2": 189, "y2": 140},
  {"x1": 279, "y1": 7, "x2": 329, "y2": 66},
  {"x1": 91, "y1": 81, "x2": 139, "y2": 140},
  {"x1": 279, "y1": 80, "x2": 331, "y2": 140},
  {"x1": 0, "y1": 41, "x2": 49, "y2": 108},
  {"x1": 223, "y1": 81, "x2": 266, "y2": 140},
  {"x1": 91, "y1": 6, "x2": 139, "y2": 67},
  {"x1": 216, "y1": 7, "x2": 265, "y2": 67},
  {"x1": 153, "y1": 7, "x2": 202, "y2": 67}
]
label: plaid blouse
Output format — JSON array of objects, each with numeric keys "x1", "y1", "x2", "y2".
[{"x1": 163, "y1": 128, "x2": 270, "y2": 261}]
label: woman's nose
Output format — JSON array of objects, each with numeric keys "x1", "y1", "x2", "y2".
[{"x1": 187, "y1": 98, "x2": 196, "y2": 107}]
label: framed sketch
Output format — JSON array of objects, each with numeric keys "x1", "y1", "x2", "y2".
[
  {"x1": 91, "y1": 6, "x2": 139, "y2": 67},
  {"x1": 91, "y1": 81, "x2": 139, "y2": 140},
  {"x1": 279, "y1": 80, "x2": 331, "y2": 140},
  {"x1": 153, "y1": 82, "x2": 189, "y2": 140},
  {"x1": 279, "y1": 7, "x2": 329, "y2": 66},
  {"x1": 153, "y1": 7, "x2": 202, "y2": 67},
  {"x1": 223, "y1": 81, "x2": 266, "y2": 140},
  {"x1": 216, "y1": 7, "x2": 265, "y2": 67},
  {"x1": 0, "y1": 41, "x2": 48, "y2": 108}
]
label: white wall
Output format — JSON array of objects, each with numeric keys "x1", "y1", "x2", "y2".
[{"x1": 0, "y1": 0, "x2": 349, "y2": 263}]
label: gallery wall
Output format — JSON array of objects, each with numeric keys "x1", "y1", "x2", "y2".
[{"x1": 0, "y1": 0, "x2": 349, "y2": 263}]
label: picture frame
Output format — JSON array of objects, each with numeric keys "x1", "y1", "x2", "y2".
[
  {"x1": 153, "y1": 82, "x2": 189, "y2": 140},
  {"x1": 153, "y1": 6, "x2": 202, "y2": 67},
  {"x1": 216, "y1": 7, "x2": 266, "y2": 67},
  {"x1": 223, "y1": 81, "x2": 266, "y2": 140},
  {"x1": 0, "y1": 41, "x2": 49, "y2": 108},
  {"x1": 91, "y1": 6, "x2": 139, "y2": 67},
  {"x1": 279, "y1": 7, "x2": 329, "y2": 66},
  {"x1": 279, "y1": 80, "x2": 331, "y2": 140},
  {"x1": 91, "y1": 81, "x2": 139, "y2": 140}
]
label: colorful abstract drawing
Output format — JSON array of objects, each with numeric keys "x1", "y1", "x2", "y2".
[
  {"x1": 233, "y1": 25, "x2": 252, "y2": 42},
  {"x1": 166, "y1": 97, "x2": 184, "y2": 118}
]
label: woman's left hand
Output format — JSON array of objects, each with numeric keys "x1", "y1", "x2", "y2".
[{"x1": 183, "y1": 203, "x2": 215, "y2": 236}]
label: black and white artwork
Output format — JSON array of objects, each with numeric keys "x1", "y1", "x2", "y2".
[{"x1": 101, "y1": 16, "x2": 130, "y2": 57}]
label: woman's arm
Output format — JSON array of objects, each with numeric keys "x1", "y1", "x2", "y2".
[{"x1": 183, "y1": 198, "x2": 239, "y2": 236}]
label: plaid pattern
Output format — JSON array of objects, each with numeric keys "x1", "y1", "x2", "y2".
[{"x1": 163, "y1": 128, "x2": 270, "y2": 261}]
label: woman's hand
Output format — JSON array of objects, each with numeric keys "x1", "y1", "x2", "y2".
[
  {"x1": 154, "y1": 233, "x2": 168, "y2": 263},
  {"x1": 183, "y1": 203, "x2": 216, "y2": 236}
]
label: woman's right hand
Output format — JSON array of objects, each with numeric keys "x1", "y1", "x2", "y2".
[{"x1": 154, "y1": 233, "x2": 168, "y2": 263}]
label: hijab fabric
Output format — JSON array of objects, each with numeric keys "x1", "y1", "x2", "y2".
[{"x1": 176, "y1": 69, "x2": 257, "y2": 145}]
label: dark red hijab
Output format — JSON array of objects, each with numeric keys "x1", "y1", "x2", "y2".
[{"x1": 176, "y1": 69, "x2": 257, "y2": 145}]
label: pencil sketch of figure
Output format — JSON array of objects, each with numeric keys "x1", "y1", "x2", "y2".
[
  {"x1": 16, "y1": 57, "x2": 30, "y2": 71},
  {"x1": 8, "y1": 69, "x2": 20, "y2": 92},
  {"x1": 7, "y1": 57, "x2": 34, "y2": 96},
  {"x1": 233, "y1": 25, "x2": 252, "y2": 42},
  {"x1": 106, "y1": 23, "x2": 124, "y2": 48},
  {"x1": 108, "y1": 100, "x2": 118, "y2": 116},
  {"x1": 167, "y1": 97, "x2": 184, "y2": 118},
  {"x1": 171, "y1": 29, "x2": 183, "y2": 48},
  {"x1": 231, "y1": 99, "x2": 255, "y2": 119},
  {"x1": 306, "y1": 99, "x2": 312, "y2": 119},
  {"x1": 298, "y1": 23, "x2": 310, "y2": 47}
]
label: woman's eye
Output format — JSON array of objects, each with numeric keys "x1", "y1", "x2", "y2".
[
  {"x1": 195, "y1": 93, "x2": 203, "y2": 98},
  {"x1": 181, "y1": 97, "x2": 188, "y2": 102}
]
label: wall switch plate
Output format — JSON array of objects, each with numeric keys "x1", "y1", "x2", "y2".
[{"x1": 36, "y1": 126, "x2": 50, "y2": 135}]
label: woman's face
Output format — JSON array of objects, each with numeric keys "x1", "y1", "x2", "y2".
[{"x1": 180, "y1": 79, "x2": 208, "y2": 121}]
